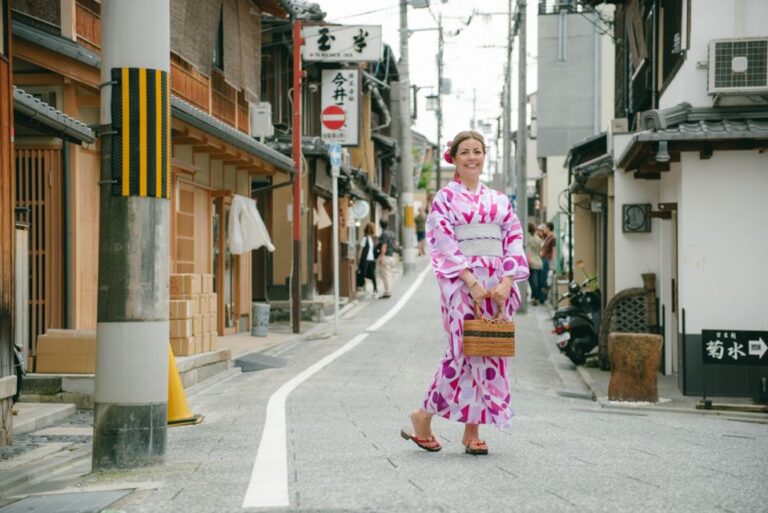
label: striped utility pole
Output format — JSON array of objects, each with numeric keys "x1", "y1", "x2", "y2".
[{"x1": 93, "y1": 0, "x2": 171, "y2": 468}]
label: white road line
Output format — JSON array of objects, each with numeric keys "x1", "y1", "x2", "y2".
[
  {"x1": 242, "y1": 332, "x2": 367, "y2": 508},
  {"x1": 241, "y1": 264, "x2": 433, "y2": 509},
  {"x1": 367, "y1": 265, "x2": 432, "y2": 332}
]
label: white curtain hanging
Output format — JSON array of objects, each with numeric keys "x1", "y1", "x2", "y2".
[
  {"x1": 229, "y1": 194, "x2": 275, "y2": 255},
  {"x1": 315, "y1": 197, "x2": 333, "y2": 230}
]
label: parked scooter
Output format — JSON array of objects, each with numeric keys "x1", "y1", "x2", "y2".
[{"x1": 551, "y1": 262, "x2": 601, "y2": 365}]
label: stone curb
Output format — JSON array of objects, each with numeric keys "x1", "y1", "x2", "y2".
[{"x1": 575, "y1": 365, "x2": 768, "y2": 421}]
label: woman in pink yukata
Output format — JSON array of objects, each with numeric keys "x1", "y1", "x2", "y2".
[{"x1": 400, "y1": 130, "x2": 529, "y2": 455}]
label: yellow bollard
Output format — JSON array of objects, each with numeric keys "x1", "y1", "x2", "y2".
[{"x1": 167, "y1": 345, "x2": 204, "y2": 426}]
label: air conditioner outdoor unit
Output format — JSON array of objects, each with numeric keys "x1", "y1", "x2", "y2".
[
  {"x1": 708, "y1": 38, "x2": 768, "y2": 95},
  {"x1": 249, "y1": 102, "x2": 274, "y2": 138}
]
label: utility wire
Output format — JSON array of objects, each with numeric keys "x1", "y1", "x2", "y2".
[
  {"x1": 326, "y1": 5, "x2": 398, "y2": 22},
  {"x1": 576, "y1": 9, "x2": 616, "y2": 41}
]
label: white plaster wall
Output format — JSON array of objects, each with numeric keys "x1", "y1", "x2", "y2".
[
  {"x1": 598, "y1": 4, "x2": 615, "y2": 131},
  {"x1": 657, "y1": 163, "x2": 682, "y2": 374},
  {"x1": 677, "y1": 151, "x2": 768, "y2": 332},
  {"x1": 612, "y1": 166, "x2": 661, "y2": 291},
  {"x1": 545, "y1": 155, "x2": 568, "y2": 222},
  {"x1": 660, "y1": 0, "x2": 768, "y2": 109}
]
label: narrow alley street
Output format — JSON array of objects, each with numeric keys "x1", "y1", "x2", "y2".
[{"x1": 30, "y1": 260, "x2": 765, "y2": 513}]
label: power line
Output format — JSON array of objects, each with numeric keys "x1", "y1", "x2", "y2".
[
  {"x1": 576, "y1": 9, "x2": 616, "y2": 41},
  {"x1": 326, "y1": 5, "x2": 398, "y2": 22}
]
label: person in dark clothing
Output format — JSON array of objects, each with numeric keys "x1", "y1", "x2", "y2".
[{"x1": 357, "y1": 222, "x2": 378, "y2": 295}]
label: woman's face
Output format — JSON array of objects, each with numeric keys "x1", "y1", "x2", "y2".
[{"x1": 454, "y1": 138, "x2": 485, "y2": 182}]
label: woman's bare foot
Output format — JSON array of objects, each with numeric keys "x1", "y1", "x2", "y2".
[
  {"x1": 462, "y1": 423, "x2": 480, "y2": 446},
  {"x1": 410, "y1": 409, "x2": 433, "y2": 439}
]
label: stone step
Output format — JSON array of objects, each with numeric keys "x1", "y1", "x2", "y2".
[
  {"x1": 269, "y1": 296, "x2": 350, "y2": 322},
  {"x1": 0, "y1": 443, "x2": 91, "y2": 495},
  {"x1": 12, "y1": 403, "x2": 77, "y2": 435},
  {"x1": 18, "y1": 349, "x2": 233, "y2": 408}
]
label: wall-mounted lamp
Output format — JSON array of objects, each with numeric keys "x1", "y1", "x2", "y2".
[
  {"x1": 656, "y1": 140, "x2": 670, "y2": 163},
  {"x1": 426, "y1": 94, "x2": 438, "y2": 111}
]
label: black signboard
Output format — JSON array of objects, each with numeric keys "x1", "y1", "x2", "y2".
[{"x1": 702, "y1": 330, "x2": 768, "y2": 366}]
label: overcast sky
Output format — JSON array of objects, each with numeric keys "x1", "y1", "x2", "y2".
[{"x1": 319, "y1": 0, "x2": 539, "y2": 162}]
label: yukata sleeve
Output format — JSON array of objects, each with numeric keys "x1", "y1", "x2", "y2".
[
  {"x1": 426, "y1": 190, "x2": 469, "y2": 279},
  {"x1": 500, "y1": 195, "x2": 529, "y2": 282}
]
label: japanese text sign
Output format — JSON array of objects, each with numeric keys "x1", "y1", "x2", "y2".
[
  {"x1": 702, "y1": 330, "x2": 768, "y2": 366},
  {"x1": 321, "y1": 69, "x2": 359, "y2": 146},
  {"x1": 302, "y1": 25, "x2": 382, "y2": 62}
]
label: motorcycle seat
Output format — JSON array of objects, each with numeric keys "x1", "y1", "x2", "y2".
[{"x1": 554, "y1": 306, "x2": 581, "y2": 317}]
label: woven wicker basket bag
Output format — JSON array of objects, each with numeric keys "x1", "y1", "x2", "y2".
[{"x1": 462, "y1": 301, "x2": 516, "y2": 357}]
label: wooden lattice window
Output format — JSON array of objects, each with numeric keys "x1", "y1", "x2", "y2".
[{"x1": 15, "y1": 148, "x2": 64, "y2": 359}]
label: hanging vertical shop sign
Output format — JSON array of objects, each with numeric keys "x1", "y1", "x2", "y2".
[
  {"x1": 321, "y1": 69, "x2": 359, "y2": 146},
  {"x1": 302, "y1": 25, "x2": 382, "y2": 62}
]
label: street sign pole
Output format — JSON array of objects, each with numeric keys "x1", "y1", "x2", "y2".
[
  {"x1": 329, "y1": 144, "x2": 342, "y2": 335},
  {"x1": 291, "y1": 20, "x2": 303, "y2": 334}
]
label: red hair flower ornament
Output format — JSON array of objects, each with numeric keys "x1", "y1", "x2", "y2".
[{"x1": 443, "y1": 141, "x2": 453, "y2": 164}]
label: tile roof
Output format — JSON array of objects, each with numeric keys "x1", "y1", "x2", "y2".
[
  {"x1": 13, "y1": 86, "x2": 96, "y2": 144},
  {"x1": 171, "y1": 96, "x2": 294, "y2": 173}
]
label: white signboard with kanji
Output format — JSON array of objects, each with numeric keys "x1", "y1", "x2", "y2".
[
  {"x1": 302, "y1": 25, "x2": 382, "y2": 62},
  {"x1": 321, "y1": 69, "x2": 359, "y2": 146}
]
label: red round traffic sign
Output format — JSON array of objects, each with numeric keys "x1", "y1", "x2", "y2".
[{"x1": 321, "y1": 105, "x2": 346, "y2": 130}]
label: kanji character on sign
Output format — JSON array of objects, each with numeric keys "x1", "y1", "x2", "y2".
[
  {"x1": 318, "y1": 27, "x2": 335, "y2": 51},
  {"x1": 332, "y1": 72, "x2": 348, "y2": 104},
  {"x1": 727, "y1": 342, "x2": 746, "y2": 360},
  {"x1": 706, "y1": 340, "x2": 724, "y2": 360},
  {"x1": 353, "y1": 29, "x2": 369, "y2": 53}
]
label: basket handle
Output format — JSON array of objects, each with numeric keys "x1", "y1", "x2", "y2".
[{"x1": 473, "y1": 298, "x2": 503, "y2": 322}]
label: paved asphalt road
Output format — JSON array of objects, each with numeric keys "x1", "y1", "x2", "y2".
[{"x1": 72, "y1": 262, "x2": 767, "y2": 513}]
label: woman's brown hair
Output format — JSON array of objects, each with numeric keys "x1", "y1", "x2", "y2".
[
  {"x1": 364, "y1": 222, "x2": 375, "y2": 236},
  {"x1": 449, "y1": 130, "x2": 486, "y2": 160}
]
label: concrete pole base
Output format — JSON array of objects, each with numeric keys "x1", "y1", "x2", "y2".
[{"x1": 92, "y1": 402, "x2": 167, "y2": 469}]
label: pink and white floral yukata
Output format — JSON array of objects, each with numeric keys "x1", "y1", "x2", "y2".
[{"x1": 422, "y1": 180, "x2": 529, "y2": 429}]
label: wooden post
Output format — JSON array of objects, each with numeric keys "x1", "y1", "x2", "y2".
[{"x1": 0, "y1": 0, "x2": 16, "y2": 447}]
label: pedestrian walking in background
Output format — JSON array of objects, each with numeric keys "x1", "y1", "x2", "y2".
[
  {"x1": 526, "y1": 222, "x2": 545, "y2": 305},
  {"x1": 415, "y1": 208, "x2": 427, "y2": 256},
  {"x1": 356, "y1": 222, "x2": 378, "y2": 296},
  {"x1": 377, "y1": 219, "x2": 396, "y2": 299},
  {"x1": 401, "y1": 130, "x2": 529, "y2": 455},
  {"x1": 539, "y1": 222, "x2": 555, "y2": 301}
]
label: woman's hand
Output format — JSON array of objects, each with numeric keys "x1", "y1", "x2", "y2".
[
  {"x1": 489, "y1": 277, "x2": 513, "y2": 309},
  {"x1": 468, "y1": 280, "x2": 488, "y2": 304},
  {"x1": 460, "y1": 270, "x2": 487, "y2": 304}
]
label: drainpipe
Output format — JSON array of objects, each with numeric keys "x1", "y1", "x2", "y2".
[
  {"x1": 62, "y1": 142, "x2": 72, "y2": 328},
  {"x1": 651, "y1": 0, "x2": 658, "y2": 109},
  {"x1": 567, "y1": 161, "x2": 574, "y2": 282},
  {"x1": 593, "y1": 10, "x2": 600, "y2": 134},
  {"x1": 369, "y1": 84, "x2": 391, "y2": 131}
]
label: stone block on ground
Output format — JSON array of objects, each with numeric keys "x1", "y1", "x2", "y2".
[{"x1": 608, "y1": 332, "x2": 663, "y2": 402}]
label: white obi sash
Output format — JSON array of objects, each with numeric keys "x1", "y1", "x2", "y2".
[{"x1": 454, "y1": 223, "x2": 503, "y2": 257}]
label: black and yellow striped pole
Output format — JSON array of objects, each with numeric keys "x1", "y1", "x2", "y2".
[
  {"x1": 110, "y1": 67, "x2": 170, "y2": 199},
  {"x1": 93, "y1": 0, "x2": 171, "y2": 469}
]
